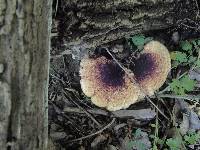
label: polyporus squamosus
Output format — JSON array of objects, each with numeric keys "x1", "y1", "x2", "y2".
[{"x1": 80, "y1": 41, "x2": 171, "y2": 111}]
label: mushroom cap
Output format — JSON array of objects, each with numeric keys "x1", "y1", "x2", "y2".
[
  {"x1": 80, "y1": 56, "x2": 141, "y2": 111},
  {"x1": 131, "y1": 41, "x2": 171, "y2": 96}
]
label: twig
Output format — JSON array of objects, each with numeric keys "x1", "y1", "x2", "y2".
[
  {"x1": 158, "y1": 71, "x2": 188, "y2": 94},
  {"x1": 50, "y1": 50, "x2": 72, "y2": 59},
  {"x1": 158, "y1": 86, "x2": 170, "y2": 94},
  {"x1": 50, "y1": 67, "x2": 93, "y2": 109},
  {"x1": 105, "y1": 49, "x2": 169, "y2": 120},
  {"x1": 54, "y1": 0, "x2": 59, "y2": 17},
  {"x1": 50, "y1": 73, "x2": 65, "y2": 85},
  {"x1": 63, "y1": 107, "x2": 156, "y2": 120},
  {"x1": 72, "y1": 91, "x2": 93, "y2": 109},
  {"x1": 176, "y1": 18, "x2": 200, "y2": 31},
  {"x1": 105, "y1": 49, "x2": 129, "y2": 74},
  {"x1": 64, "y1": 107, "x2": 108, "y2": 115},
  {"x1": 49, "y1": 101, "x2": 84, "y2": 135},
  {"x1": 158, "y1": 94, "x2": 200, "y2": 101},
  {"x1": 67, "y1": 118, "x2": 116, "y2": 143},
  {"x1": 65, "y1": 87, "x2": 93, "y2": 109},
  {"x1": 145, "y1": 97, "x2": 169, "y2": 120},
  {"x1": 152, "y1": 103, "x2": 159, "y2": 148},
  {"x1": 63, "y1": 90, "x2": 102, "y2": 128},
  {"x1": 157, "y1": 96, "x2": 173, "y2": 120},
  {"x1": 51, "y1": 32, "x2": 58, "y2": 37},
  {"x1": 195, "y1": 0, "x2": 200, "y2": 19}
]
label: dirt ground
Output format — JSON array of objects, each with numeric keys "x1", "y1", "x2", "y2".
[{"x1": 48, "y1": 1, "x2": 200, "y2": 150}]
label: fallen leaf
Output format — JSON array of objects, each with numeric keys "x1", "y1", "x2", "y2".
[
  {"x1": 107, "y1": 145, "x2": 118, "y2": 150},
  {"x1": 189, "y1": 69, "x2": 200, "y2": 81},
  {"x1": 91, "y1": 134, "x2": 108, "y2": 148},
  {"x1": 179, "y1": 113, "x2": 189, "y2": 135},
  {"x1": 114, "y1": 123, "x2": 127, "y2": 133},
  {"x1": 132, "y1": 130, "x2": 152, "y2": 150},
  {"x1": 174, "y1": 100, "x2": 200, "y2": 132},
  {"x1": 189, "y1": 111, "x2": 200, "y2": 130},
  {"x1": 112, "y1": 109, "x2": 156, "y2": 120},
  {"x1": 50, "y1": 131, "x2": 66, "y2": 140}
]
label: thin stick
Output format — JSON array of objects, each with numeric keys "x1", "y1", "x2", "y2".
[
  {"x1": 63, "y1": 107, "x2": 156, "y2": 120},
  {"x1": 67, "y1": 118, "x2": 116, "y2": 143},
  {"x1": 50, "y1": 73, "x2": 65, "y2": 85},
  {"x1": 158, "y1": 71, "x2": 188, "y2": 94},
  {"x1": 50, "y1": 50, "x2": 72, "y2": 59},
  {"x1": 49, "y1": 101, "x2": 84, "y2": 135},
  {"x1": 158, "y1": 94, "x2": 200, "y2": 101},
  {"x1": 63, "y1": 90, "x2": 101, "y2": 128},
  {"x1": 54, "y1": 0, "x2": 59, "y2": 17},
  {"x1": 157, "y1": 96, "x2": 173, "y2": 118},
  {"x1": 145, "y1": 97, "x2": 169, "y2": 120},
  {"x1": 105, "y1": 49, "x2": 169, "y2": 120},
  {"x1": 195, "y1": 0, "x2": 200, "y2": 19}
]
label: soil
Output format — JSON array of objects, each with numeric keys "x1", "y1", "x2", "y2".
[{"x1": 49, "y1": 1, "x2": 200, "y2": 150}]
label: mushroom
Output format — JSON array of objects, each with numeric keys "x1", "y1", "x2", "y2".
[
  {"x1": 80, "y1": 56, "x2": 141, "y2": 111},
  {"x1": 80, "y1": 41, "x2": 171, "y2": 111},
  {"x1": 130, "y1": 41, "x2": 171, "y2": 96}
]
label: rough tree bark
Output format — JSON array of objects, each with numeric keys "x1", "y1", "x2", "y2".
[
  {"x1": 53, "y1": 0, "x2": 200, "y2": 54},
  {"x1": 0, "y1": 0, "x2": 52, "y2": 150}
]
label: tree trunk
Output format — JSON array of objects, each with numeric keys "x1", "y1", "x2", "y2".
[
  {"x1": 54, "y1": 0, "x2": 199, "y2": 51},
  {"x1": 0, "y1": 0, "x2": 52, "y2": 150}
]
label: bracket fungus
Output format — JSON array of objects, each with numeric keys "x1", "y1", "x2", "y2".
[
  {"x1": 131, "y1": 41, "x2": 171, "y2": 96},
  {"x1": 80, "y1": 41, "x2": 171, "y2": 111}
]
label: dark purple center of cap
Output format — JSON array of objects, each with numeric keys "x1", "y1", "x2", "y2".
[
  {"x1": 131, "y1": 53, "x2": 157, "y2": 82},
  {"x1": 98, "y1": 62, "x2": 125, "y2": 87}
]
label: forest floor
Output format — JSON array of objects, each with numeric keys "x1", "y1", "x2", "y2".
[{"x1": 48, "y1": 1, "x2": 200, "y2": 150}]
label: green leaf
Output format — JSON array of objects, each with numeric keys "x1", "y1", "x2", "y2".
[
  {"x1": 184, "y1": 131, "x2": 200, "y2": 145},
  {"x1": 188, "y1": 56, "x2": 196, "y2": 63},
  {"x1": 191, "y1": 40, "x2": 197, "y2": 47},
  {"x1": 181, "y1": 75, "x2": 196, "y2": 91},
  {"x1": 170, "y1": 51, "x2": 188, "y2": 63},
  {"x1": 127, "y1": 140, "x2": 148, "y2": 150},
  {"x1": 169, "y1": 75, "x2": 196, "y2": 95},
  {"x1": 149, "y1": 134, "x2": 155, "y2": 139},
  {"x1": 195, "y1": 59, "x2": 200, "y2": 67},
  {"x1": 152, "y1": 145, "x2": 158, "y2": 150},
  {"x1": 197, "y1": 39, "x2": 200, "y2": 46},
  {"x1": 166, "y1": 138, "x2": 182, "y2": 150},
  {"x1": 134, "y1": 128, "x2": 142, "y2": 138},
  {"x1": 130, "y1": 35, "x2": 153, "y2": 51},
  {"x1": 144, "y1": 37, "x2": 153, "y2": 43},
  {"x1": 170, "y1": 79, "x2": 185, "y2": 95},
  {"x1": 157, "y1": 138, "x2": 165, "y2": 145},
  {"x1": 150, "y1": 124, "x2": 156, "y2": 128},
  {"x1": 127, "y1": 140, "x2": 136, "y2": 150},
  {"x1": 131, "y1": 35, "x2": 146, "y2": 47},
  {"x1": 135, "y1": 141, "x2": 147, "y2": 150},
  {"x1": 180, "y1": 41, "x2": 193, "y2": 51}
]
